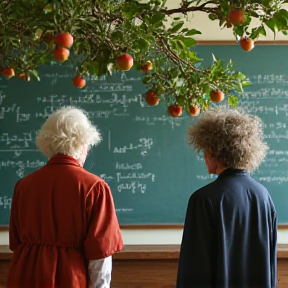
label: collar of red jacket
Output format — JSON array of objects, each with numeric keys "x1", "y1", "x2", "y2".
[{"x1": 47, "y1": 154, "x2": 81, "y2": 167}]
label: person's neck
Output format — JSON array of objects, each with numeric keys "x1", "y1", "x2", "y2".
[{"x1": 215, "y1": 163, "x2": 228, "y2": 175}]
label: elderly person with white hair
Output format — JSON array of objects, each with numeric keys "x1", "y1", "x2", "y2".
[
  {"x1": 176, "y1": 107, "x2": 277, "y2": 288},
  {"x1": 7, "y1": 106, "x2": 123, "y2": 288}
]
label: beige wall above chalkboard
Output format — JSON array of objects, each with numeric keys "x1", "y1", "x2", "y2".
[{"x1": 1, "y1": 44, "x2": 288, "y2": 226}]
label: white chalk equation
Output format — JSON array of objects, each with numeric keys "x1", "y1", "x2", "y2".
[
  {"x1": 0, "y1": 159, "x2": 45, "y2": 169},
  {"x1": 41, "y1": 71, "x2": 71, "y2": 85},
  {"x1": 113, "y1": 138, "x2": 153, "y2": 155},
  {"x1": 195, "y1": 149, "x2": 288, "y2": 184},
  {"x1": 115, "y1": 162, "x2": 143, "y2": 170},
  {"x1": 0, "y1": 103, "x2": 30, "y2": 122},
  {"x1": 249, "y1": 74, "x2": 288, "y2": 85},
  {"x1": 134, "y1": 114, "x2": 183, "y2": 128},
  {"x1": 32, "y1": 93, "x2": 145, "y2": 118},
  {"x1": 99, "y1": 161, "x2": 156, "y2": 194},
  {"x1": 0, "y1": 132, "x2": 34, "y2": 148},
  {"x1": 0, "y1": 159, "x2": 45, "y2": 178},
  {"x1": 84, "y1": 83, "x2": 132, "y2": 92},
  {"x1": 238, "y1": 101, "x2": 288, "y2": 116},
  {"x1": 244, "y1": 87, "x2": 288, "y2": 99},
  {"x1": 115, "y1": 207, "x2": 134, "y2": 212},
  {"x1": 100, "y1": 171, "x2": 155, "y2": 194},
  {"x1": 0, "y1": 196, "x2": 12, "y2": 210}
]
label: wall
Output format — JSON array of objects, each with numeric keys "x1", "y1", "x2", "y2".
[
  {"x1": 1, "y1": 2, "x2": 288, "y2": 246},
  {"x1": 1, "y1": 228, "x2": 288, "y2": 245}
]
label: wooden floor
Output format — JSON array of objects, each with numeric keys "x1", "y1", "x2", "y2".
[{"x1": 1, "y1": 244, "x2": 288, "y2": 288}]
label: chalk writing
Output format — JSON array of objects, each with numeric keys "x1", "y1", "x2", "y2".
[
  {"x1": 115, "y1": 162, "x2": 143, "y2": 170},
  {"x1": 249, "y1": 74, "x2": 288, "y2": 85},
  {"x1": 117, "y1": 182, "x2": 147, "y2": 194},
  {"x1": 116, "y1": 172, "x2": 155, "y2": 182},
  {"x1": 113, "y1": 138, "x2": 153, "y2": 154},
  {"x1": 0, "y1": 196, "x2": 12, "y2": 210},
  {"x1": 0, "y1": 132, "x2": 33, "y2": 148},
  {"x1": 1, "y1": 52, "x2": 288, "y2": 224},
  {"x1": 116, "y1": 208, "x2": 134, "y2": 212}
]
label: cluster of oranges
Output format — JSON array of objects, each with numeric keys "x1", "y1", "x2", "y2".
[
  {"x1": 0, "y1": 18, "x2": 248, "y2": 114},
  {"x1": 145, "y1": 89, "x2": 224, "y2": 118},
  {"x1": 51, "y1": 32, "x2": 86, "y2": 89}
]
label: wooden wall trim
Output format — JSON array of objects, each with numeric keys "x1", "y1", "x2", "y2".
[
  {"x1": 119, "y1": 224, "x2": 288, "y2": 229},
  {"x1": 196, "y1": 40, "x2": 288, "y2": 45},
  {"x1": 2, "y1": 224, "x2": 288, "y2": 230}
]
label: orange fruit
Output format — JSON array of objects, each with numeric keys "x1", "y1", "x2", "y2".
[
  {"x1": 210, "y1": 90, "x2": 225, "y2": 103},
  {"x1": 1, "y1": 67, "x2": 15, "y2": 78},
  {"x1": 17, "y1": 73, "x2": 30, "y2": 81},
  {"x1": 53, "y1": 46, "x2": 70, "y2": 62},
  {"x1": 228, "y1": 9, "x2": 244, "y2": 25},
  {"x1": 145, "y1": 90, "x2": 159, "y2": 106},
  {"x1": 140, "y1": 61, "x2": 153, "y2": 73},
  {"x1": 187, "y1": 105, "x2": 200, "y2": 116},
  {"x1": 240, "y1": 37, "x2": 255, "y2": 52},
  {"x1": 72, "y1": 74, "x2": 86, "y2": 88},
  {"x1": 54, "y1": 32, "x2": 73, "y2": 49},
  {"x1": 167, "y1": 105, "x2": 183, "y2": 117},
  {"x1": 116, "y1": 53, "x2": 133, "y2": 71}
]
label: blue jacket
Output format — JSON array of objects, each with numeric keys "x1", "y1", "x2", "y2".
[{"x1": 176, "y1": 168, "x2": 277, "y2": 288}]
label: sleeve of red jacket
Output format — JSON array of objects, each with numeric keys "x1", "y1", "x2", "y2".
[
  {"x1": 84, "y1": 181, "x2": 124, "y2": 260},
  {"x1": 9, "y1": 182, "x2": 21, "y2": 251}
]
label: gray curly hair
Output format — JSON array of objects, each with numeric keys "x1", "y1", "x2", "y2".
[
  {"x1": 187, "y1": 107, "x2": 269, "y2": 172},
  {"x1": 36, "y1": 106, "x2": 102, "y2": 160}
]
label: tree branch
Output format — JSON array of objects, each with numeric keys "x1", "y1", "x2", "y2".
[{"x1": 163, "y1": 1, "x2": 215, "y2": 15}]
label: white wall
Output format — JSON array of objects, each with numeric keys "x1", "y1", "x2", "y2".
[
  {"x1": 1, "y1": 228, "x2": 288, "y2": 245},
  {"x1": 1, "y1": 2, "x2": 288, "y2": 246}
]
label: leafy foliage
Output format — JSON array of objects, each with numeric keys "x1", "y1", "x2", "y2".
[{"x1": 0, "y1": 0, "x2": 288, "y2": 112}]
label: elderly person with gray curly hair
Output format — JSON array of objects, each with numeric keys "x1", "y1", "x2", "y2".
[
  {"x1": 176, "y1": 107, "x2": 277, "y2": 288},
  {"x1": 7, "y1": 106, "x2": 123, "y2": 288}
]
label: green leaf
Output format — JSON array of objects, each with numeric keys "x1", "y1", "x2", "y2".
[
  {"x1": 176, "y1": 96, "x2": 186, "y2": 106},
  {"x1": 175, "y1": 36, "x2": 197, "y2": 47},
  {"x1": 241, "y1": 80, "x2": 251, "y2": 86},
  {"x1": 29, "y1": 69, "x2": 40, "y2": 81},
  {"x1": 168, "y1": 21, "x2": 184, "y2": 34},
  {"x1": 175, "y1": 39, "x2": 185, "y2": 50},
  {"x1": 258, "y1": 25, "x2": 266, "y2": 36},
  {"x1": 264, "y1": 19, "x2": 276, "y2": 33},
  {"x1": 142, "y1": 75, "x2": 152, "y2": 84},
  {"x1": 135, "y1": 38, "x2": 151, "y2": 53},
  {"x1": 208, "y1": 13, "x2": 218, "y2": 21},
  {"x1": 185, "y1": 29, "x2": 202, "y2": 36},
  {"x1": 43, "y1": 4, "x2": 53, "y2": 14},
  {"x1": 150, "y1": 12, "x2": 165, "y2": 25},
  {"x1": 232, "y1": 72, "x2": 246, "y2": 81},
  {"x1": 227, "y1": 95, "x2": 238, "y2": 108}
]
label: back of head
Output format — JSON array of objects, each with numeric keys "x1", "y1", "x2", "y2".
[
  {"x1": 36, "y1": 106, "x2": 102, "y2": 160},
  {"x1": 187, "y1": 107, "x2": 269, "y2": 172}
]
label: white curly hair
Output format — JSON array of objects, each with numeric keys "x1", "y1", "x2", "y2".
[
  {"x1": 187, "y1": 107, "x2": 269, "y2": 172},
  {"x1": 36, "y1": 106, "x2": 102, "y2": 160}
]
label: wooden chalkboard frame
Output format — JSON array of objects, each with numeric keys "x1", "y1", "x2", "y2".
[
  {"x1": 1, "y1": 224, "x2": 288, "y2": 230},
  {"x1": 1, "y1": 40, "x2": 288, "y2": 229}
]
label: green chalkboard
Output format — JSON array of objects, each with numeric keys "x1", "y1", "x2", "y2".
[{"x1": 1, "y1": 44, "x2": 288, "y2": 226}]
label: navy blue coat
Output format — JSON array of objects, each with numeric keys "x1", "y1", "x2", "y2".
[{"x1": 176, "y1": 168, "x2": 277, "y2": 288}]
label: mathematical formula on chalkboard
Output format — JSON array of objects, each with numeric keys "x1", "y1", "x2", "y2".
[{"x1": 1, "y1": 45, "x2": 288, "y2": 225}]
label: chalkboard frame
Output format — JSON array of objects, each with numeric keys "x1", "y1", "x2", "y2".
[
  {"x1": 1, "y1": 40, "x2": 288, "y2": 229},
  {"x1": 0, "y1": 225, "x2": 288, "y2": 230}
]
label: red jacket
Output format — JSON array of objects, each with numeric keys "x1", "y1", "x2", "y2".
[{"x1": 7, "y1": 154, "x2": 123, "y2": 288}]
